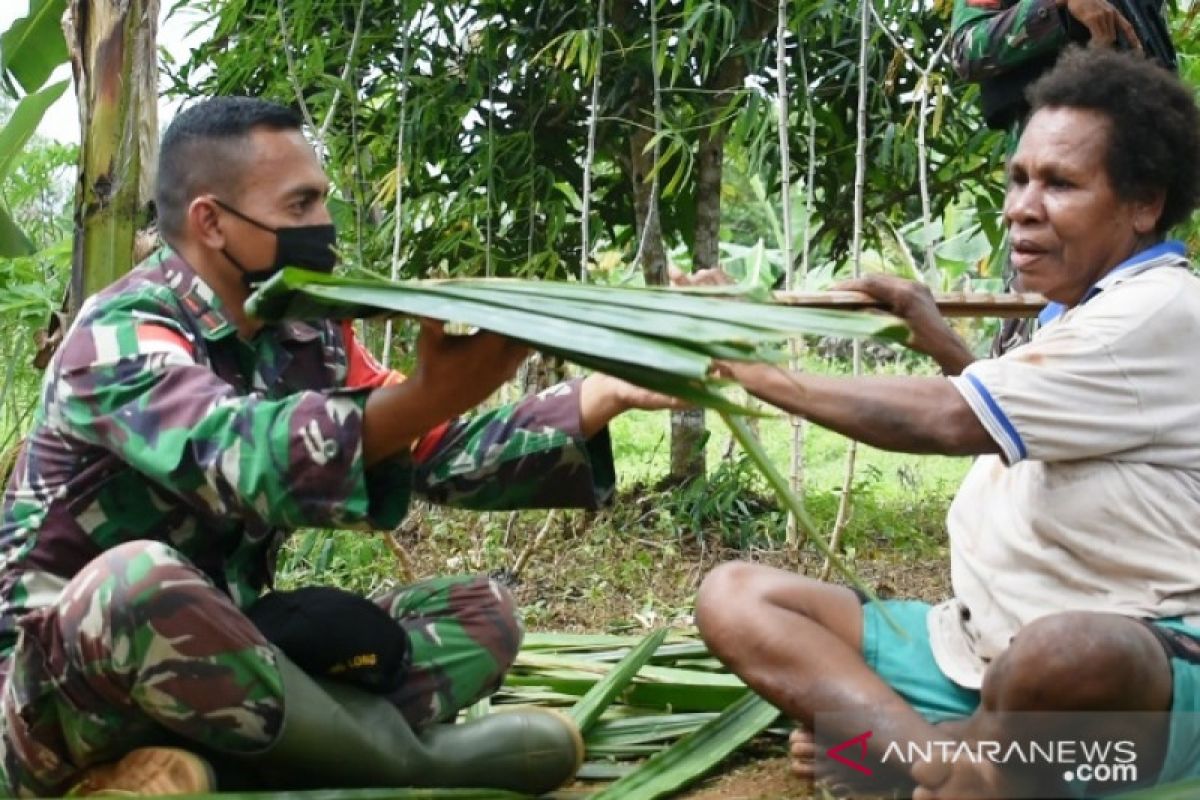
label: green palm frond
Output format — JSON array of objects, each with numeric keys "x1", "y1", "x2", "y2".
[{"x1": 247, "y1": 269, "x2": 907, "y2": 418}]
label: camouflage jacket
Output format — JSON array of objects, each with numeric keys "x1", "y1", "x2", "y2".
[
  {"x1": 0, "y1": 250, "x2": 615, "y2": 659},
  {"x1": 950, "y1": 0, "x2": 1068, "y2": 82}
]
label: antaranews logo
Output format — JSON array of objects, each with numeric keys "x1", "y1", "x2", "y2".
[
  {"x1": 825, "y1": 731, "x2": 874, "y2": 776},
  {"x1": 820, "y1": 727, "x2": 1138, "y2": 795},
  {"x1": 879, "y1": 738, "x2": 1139, "y2": 786},
  {"x1": 814, "y1": 711, "x2": 1159, "y2": 800}
]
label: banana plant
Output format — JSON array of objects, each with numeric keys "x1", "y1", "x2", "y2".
[
  {"x1": 65, "y1": 0, "x2": 159, "y2": 314},
  {"x1": 0, "y1": 0, "x2": 71, "y2": 258}
]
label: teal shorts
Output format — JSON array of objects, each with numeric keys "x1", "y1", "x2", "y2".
[{"x1": 862, "y1": 600, "x2": 1200, "y2": 786}]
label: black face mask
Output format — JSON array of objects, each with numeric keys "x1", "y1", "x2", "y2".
[{"x1": 212, "y1": 197, "x2": 338, "y2": 288}]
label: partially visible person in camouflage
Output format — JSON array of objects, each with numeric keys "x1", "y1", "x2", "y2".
[
  {"x1": 0, "y1": 97, "x2": 675, "y2": 797},
  {"x1": 950, "y1": 0, "x2": 1166, "y2": 354}
]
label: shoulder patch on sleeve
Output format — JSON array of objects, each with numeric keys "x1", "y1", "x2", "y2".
[
  {"x1": 966, "y1": 0, "x2": 1002, "y2": 8},
  {"x1": 135, "y1": 323, "x2": 195, "y2": 362}
]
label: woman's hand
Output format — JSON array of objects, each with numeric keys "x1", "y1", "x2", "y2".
[{"x1": 833, "y1": 275, "x2": 976, "y2": 375}]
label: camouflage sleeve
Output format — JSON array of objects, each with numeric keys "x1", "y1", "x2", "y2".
[
  {"x1": 951, "y1": 0, "x2": 1067, "y2": 80},
  {"x1": 413, "y1": 378, "x2": 616, "y2": 511},
  {"x1": 50, "y1": 294, "x2": 410, "y2": 532}
]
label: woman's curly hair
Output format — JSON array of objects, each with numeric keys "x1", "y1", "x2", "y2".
[{"x1": 1026, "y1": 47, "x2": 1200, "y2": 234}]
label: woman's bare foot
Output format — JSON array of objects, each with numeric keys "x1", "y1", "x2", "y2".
[
  {"x1": 789, "y1": 727, "x2": 817, "y2": 780},
  {"x1": 788, "y1": 725, "x2": 910, "y2": 795},
  {"x1": 789, "y1": 719, "x2": 976, "y2": 795}
]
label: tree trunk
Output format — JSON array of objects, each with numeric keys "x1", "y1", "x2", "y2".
[
  {"x1": 669, "y1": 123, "x2": 733, "y2": 484},
  {"x1": 629, "y1": 124, "x2": 704, "y2": 483},
  {"x1": 66, "y1": 0, "x2": 159, "y2": 318},
  {"x1": 629, "y1": 127, "x2": 668, "y2": 287}
]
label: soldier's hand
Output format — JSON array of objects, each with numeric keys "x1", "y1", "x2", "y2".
[
  {"x1": 410, "y1": 319, "x2": 529, "y2": 415},
  {"x1": 579, "y1": 373, "x2": 688, "y2": 438},
  {"x1": 1062, "y1": 0, "x2": 1141, "y2": 52}
]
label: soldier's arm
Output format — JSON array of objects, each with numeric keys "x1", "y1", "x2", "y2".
[
  {"x1": 339, "y1": 318, "x2": 678, "y2": 512},
  {"x1": 51, "y1": 299, "x2": 524, "y2": 531},
  {"x1": 951, "y1": 0, "x2": 1068, "y2": 80},
  {"x1": 408, "y1": 377, "x2": 619, "y2": 512}
]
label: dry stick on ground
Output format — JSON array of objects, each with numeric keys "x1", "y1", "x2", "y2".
[
  {"x1": 821, "y1": 0, "x2": 872, "y2": 581},
  {"x1": 384, "y1": 508, "x2": 424, "y2": 585},
  {"x1": 511, "y1": 510, "x2": 560, "y2": 579}
]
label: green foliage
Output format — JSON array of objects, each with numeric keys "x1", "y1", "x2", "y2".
[
  {"x1": 172, "y1": 0, "x2": 1001, "y2": 288},
  {"x1": 663, "y1": 453, "x2": 784, "y2": 548},
  {"x1": 0, "y1": 0, "x2": 69, "y2": 95},
  {"x1": 0, "y1": 80, "x2": 69, "y2": 257},
  {"x1": 569, "y1": 628, "x2": 669, "y2": 733},
  {"x1": 0, "y1": 4, "x2": 74, "y2": 461},
  {"x1": 3, "y1": 136, "x2": 75, "y2": 250}
]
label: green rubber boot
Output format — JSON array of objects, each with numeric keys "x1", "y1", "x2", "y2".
[{"x1": 239, "y1": 653, "x2": 583, "y2": 795}]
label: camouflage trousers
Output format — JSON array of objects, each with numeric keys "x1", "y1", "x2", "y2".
[{"x1": 0, "y1": 540, "x2": 522, "y2": 797}]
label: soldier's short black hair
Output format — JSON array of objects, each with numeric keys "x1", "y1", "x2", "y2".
[
  {"x1": 155, "y1": 97, "x2": 305, "y2": 239},
  {"x1": 1026, "y1": 47, "x2": 1200, "y2": 235}
]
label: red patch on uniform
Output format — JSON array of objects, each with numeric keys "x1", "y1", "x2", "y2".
[
  {"x1": 966, "y1": 0, "x2": 1002, "y2": 7},
  {"x1": 136, "y1": 324, "x2": 194, "y2": 357},
  {"x1": 413, "y1": 421, "x2": 452, "y2": 464},
  {"x1": 342, "y1": 320, "x2": 406, "y2": 389}
]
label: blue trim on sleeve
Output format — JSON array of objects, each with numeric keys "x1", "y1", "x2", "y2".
[{"x1": 964, "y1": 373, "x2": 1028, "y2": 462}]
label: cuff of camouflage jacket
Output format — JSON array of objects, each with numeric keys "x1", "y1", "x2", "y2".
[
  {"x1": 364, "y1": 451, "x2": 415, "y2": 528},
  {"x1": 561, "y1": 376, "x2": 616, "y2": 509},
  {"x1": 584, "y1": 424, "x2": 617, "y2": 509},
  {"x1": 1032, "y1": 0, "x2": 1068, "y2": 44}
]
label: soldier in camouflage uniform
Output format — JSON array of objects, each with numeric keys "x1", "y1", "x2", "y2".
[
  {"x1": 0, "y1": 97, "x2": 670, "y2": 796},
  {"x1": 951, "y1": 0, "x2": 1145, "y2": 354}
]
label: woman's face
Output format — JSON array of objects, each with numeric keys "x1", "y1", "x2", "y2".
[{"x1": 1004, "y1": 107, "x2": 1163, "y2": 306}]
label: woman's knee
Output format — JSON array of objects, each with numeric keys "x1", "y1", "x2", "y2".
[{"x1": 696, "y1": 561, "x2": 794, "y2": 657}]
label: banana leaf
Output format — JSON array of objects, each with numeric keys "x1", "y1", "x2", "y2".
[{"x1": 0, "y1": 0, "x2": 68, "y2": 95}]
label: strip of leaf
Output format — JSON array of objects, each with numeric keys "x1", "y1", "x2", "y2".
[
  {"x1": 568, "y1": 629, "x2": 667, "y2": 735},
  {"x1": 432, "y1": 278, "x2": 908, "y2": 342},
  {"x1": 0, "y1": 80, "x2": 69, "y2": 184},
  {"x1": 589, "y1": 693, "x2": 780, "y2": 800},
  {"x1": 586, "y1": 713, "x2": 720, "y2": 747},
  {"x1": 253, "y1": 279, "x2": 712, "y2": 378},
  {"x1": 721, "y1": 412, "x2": 900, "y2": 633}
]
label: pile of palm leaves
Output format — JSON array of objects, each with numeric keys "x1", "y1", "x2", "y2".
[{"x1": 501, "y1": 630, "x2": 780, "y2": 799}]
